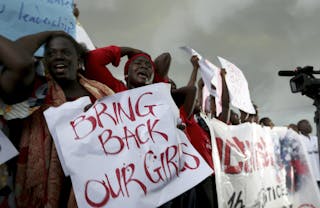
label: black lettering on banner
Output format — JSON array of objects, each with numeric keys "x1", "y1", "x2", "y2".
[
  {"x1": 17, "y1": 2, "x2": 75, "y2": 33},
  {"x1": 39, "y1": 0, "x2": 73, "y2": 8},
  {"x1": 227, "y1": 191, "x2": 245, "y2": 208}
]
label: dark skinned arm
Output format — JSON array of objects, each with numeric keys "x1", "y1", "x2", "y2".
[
  {"x1": 14, "y1": 31, "x2": 64, "y2": 54},
  {"x1": 154, "y1": 52, "x2": 171, "y2": 81},
  {"x1": 187, "y1": 55, "x2": 199, "y2": 87},
  {"x1": 0, "y1": 31, "x2": 60, "y2": 104},
  {"x1": 217, "y1": 68, "x2": 230, "y2": 123},
  {"x1": 0, "y1": 35, "x2": 35, "y2": 104},
  {"x1": 171, "y1": 56, "x2": 199, "y2": 119},
  {"x1": 197, "y1": 77, "x2": 205, "y2": 103},
  {"x1": 171, "y1": 86, "x2": 196, "y2": 119}
]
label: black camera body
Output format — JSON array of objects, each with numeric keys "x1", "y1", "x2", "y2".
[{"x1": 279, "y1": 66, "x2": 320, "y2": 99}]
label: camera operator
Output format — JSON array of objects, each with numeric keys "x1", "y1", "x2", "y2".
[
  {"x1": 279, "y1": 66, "x2": 320, "y2": 190},
  {"x1": 297, "y1": 119, "x2": 320, "y2": 189}
]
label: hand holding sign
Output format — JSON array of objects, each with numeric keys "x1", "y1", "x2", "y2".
[
  {"x1": 217, "y1": 56, "x2": 255, "y2": 114},
  {"x1": 180, "y1": 46, "x2": 220, "y2": 96}
]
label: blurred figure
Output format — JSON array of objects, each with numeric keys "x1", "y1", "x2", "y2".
[
  {"x1": 259, "y1": 117, "x2": 274, "y2": 128},
  {"x1": 240, "y1": 103, "x2": 259, "y2": 123},
  {"x1": 159, "y1": 55, "x2": 216, "y2": 208},
  {"x1": 297, "y1": 119, "x2": 320, "y2": 189},
  {"x1": 288, "y1": 123, "x2": 299, "y2": 133},
  {"x1": 230, "y1": 109, "x2": 240, "y2": 125}
]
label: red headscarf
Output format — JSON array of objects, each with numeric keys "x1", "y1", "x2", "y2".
[{"x1": 124, "y1": 53, "x2": 155, "y2": 76}]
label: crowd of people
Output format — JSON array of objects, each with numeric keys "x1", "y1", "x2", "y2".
[{"x1": 0, "y1": 3, "x2": 319, "y2": 208}]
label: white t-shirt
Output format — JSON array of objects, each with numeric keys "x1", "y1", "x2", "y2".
[{"x1": 300, "y1": 134, "x2": 320, "y2": 181}]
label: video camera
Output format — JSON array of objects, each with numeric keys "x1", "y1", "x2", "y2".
[{"x1": 278, "y1": 66, "x2": 320, "y2": 99}]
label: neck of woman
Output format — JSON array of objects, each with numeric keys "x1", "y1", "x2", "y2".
[{"x1": 59, "y1": 79, "x2": 90, "y2": 100}]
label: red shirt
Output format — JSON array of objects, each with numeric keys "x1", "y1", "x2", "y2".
[
  {"x1": 180, "y1": 107, "x2": 214, "y2": 170},
  {"x1": 85, "y1": 45, "x2": 127, "y2": 93}
]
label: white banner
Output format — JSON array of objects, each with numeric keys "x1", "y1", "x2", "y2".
[
  {"x1": 180, "y1": 46, "x2": 219, "y2": 98},
  {"x1": 0, "y1": 130, "x2": 19, "y2": 165},
  {"x1": 44, "y1": 83, "x2": 213, "y2": 208},
  {"x1": 209, "y1": 118, "x2": 320, "y2": 208},
  {"x1": 217, "y1": 57, "x2": 255, "y2": 114}
]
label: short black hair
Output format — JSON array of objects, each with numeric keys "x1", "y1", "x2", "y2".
[{"x1": 44, "y1": 33, "x2": 87, "y2": 60}]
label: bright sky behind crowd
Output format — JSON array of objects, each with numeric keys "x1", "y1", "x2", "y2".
[{"x1": 77, "y1": 0, "x2": 320, "y2": 130}]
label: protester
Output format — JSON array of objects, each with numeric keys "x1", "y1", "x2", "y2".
[
  {"x1": 85, "y1": 48, "x2": 198, "y2": 207},
  {"x1": 0, "y1": 31, "x2": 61, "y2": 207},
  {"x1": 297, "y1": 119, "x2": 320, "y2": 189},
  {"x1": 84, "y1": 46, "x2": 153, "y2": 92},
  {"x1": 0, "y1": 31, "x2": 115, "y2": 207},
  {"x1": 183, "y1": 55, "x2": 214, "y2": 169},
  {"x1": 84, "y1": 47, "x2": 197, "y2": 121},
  {"x1": 162, "y1": 55, "x2": 217, "y2": 208},
  {"x1": 259, "y1": 117, "x2": 275, "y2": 128},
  {"x1": 288, "y1": 123, "x2": 299, "y2": 133},
  {"x1": 196, "y1": 69, "x2": 230, "y2": 123}
]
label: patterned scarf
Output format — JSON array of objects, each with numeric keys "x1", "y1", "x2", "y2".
[{"x1": 14, "y1": 74, "x2": 114, "y2": 208}]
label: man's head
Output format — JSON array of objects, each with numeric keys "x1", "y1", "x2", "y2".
[
  {"x1": 44, "y1": 33, "x2": 86, "y2": 85},
  {"x1": 259, "y1": 117, "x2": 274, "y2": 127},
  {"x1": 247, "y1": 103, "x2": 259, "y2": 123},
  {"x1": 124, "y1": 54, "x2": 155, "y2": 89},
  {"x1": 288, "y1": 123, "x2": 299, "y2": 133},
  {"x1": 297, "y1": 119, "x2": 312, "y2": 136}
]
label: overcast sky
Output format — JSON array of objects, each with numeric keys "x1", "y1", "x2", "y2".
[{"x1": 76, "y1": 0, "x2": 320, "y2": 130}]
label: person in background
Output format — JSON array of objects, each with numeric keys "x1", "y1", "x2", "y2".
[
  {"x1": 288, "y1": 123, "x2": 299, "y2": 133},
  {"x1": 164, "y1": 55, "x2": 218, "y2": 208},
  {"x1": 196, "y1": 70, "x2": 230, "y2": 123},
  {"x1": 229, "y1": 109, "x2": 240, "y2": 125},
  {"x1": 240, "y1": 103, "x2": 259, "y2": 123},
  {"x1": 297, "y1": 119, "x2": 320, "y2": 189},
  {"x1": 259, "y1": 117, "x2": 274, "y2": 128}
]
